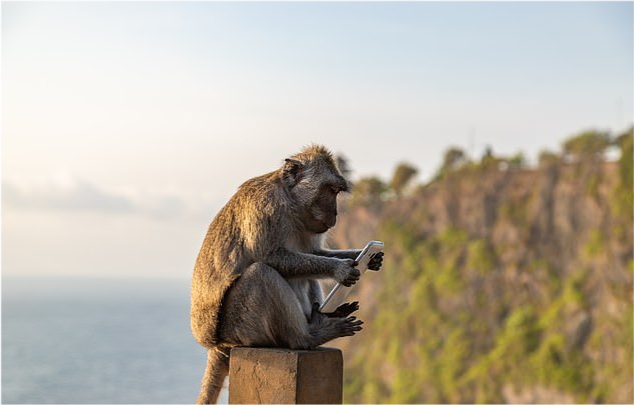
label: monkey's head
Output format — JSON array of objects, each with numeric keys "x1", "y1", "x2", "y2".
[{"x1": 282, "y1": 145, "x2": 350, "y2": 234}]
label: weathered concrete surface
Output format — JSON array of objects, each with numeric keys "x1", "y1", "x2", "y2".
[{"x1": 228, "y1": 347, "x2": 343, "y2": 404}]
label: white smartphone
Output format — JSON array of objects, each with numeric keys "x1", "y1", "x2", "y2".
[{"x1": 319, "y1": 240, "x2": 384, "y2": 313}]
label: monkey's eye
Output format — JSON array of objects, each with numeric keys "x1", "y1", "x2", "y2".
[{"x1": 329, "y1": 186, "x2": 339, "y2": 194}]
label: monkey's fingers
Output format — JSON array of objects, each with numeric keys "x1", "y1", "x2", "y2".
[
  {"x1": 343, "y1": 316, "x2": 364, "y2": 334},
  {"x1": 342, "y1": 276, "x2": 358, "y2": 287},
  {"x1": 337, "y1": 301, "x2": 360, "y2": 316},
  {"x1": 326, "y1": 301, "x2": 359, "y2": 318},
  {"x1": 346, "y1": 268, "x2": 361, "y2": 285},
  {"x1": 368, "y1": 252, "x2": 384, "y2": 271},
  {"x1": 346, "y1": 316, "x2": 364, "y2": 326},
  {"x1": 336, "y1": 320, "x2": 363, "y2": 337}
]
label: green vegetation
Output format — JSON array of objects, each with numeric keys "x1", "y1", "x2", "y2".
[
  {"x1": 435, "y1": 147, "x2": 467, "y2": 179},
  {"x1": 351, "y1": 176, "x2": 388, "y2": 208},
  {"x1": 615, "y1": 127, "x2": 633, "y2": 218},
  {"x1": 562, "y1": 129, "x2": 611, "y2": 162},
  {"x1": 616, "y1": 127, "x2": 633, "y2": 190},
  {"x1": 389, "y1": 162, "x2": 418, "y2": 198},
  {"x1": 538, "y1": 149, "x2": 560, "y2": 167},
  {"x1": 583, "y1": 230, "x2": 605, "y2": 258},
  {"x1": 335, "y1": 128, "x2": 633, "y2": 404}
]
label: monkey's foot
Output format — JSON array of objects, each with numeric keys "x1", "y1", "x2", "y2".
[
  {"x1": 323, "y1": 301, "x2": 359, "y2": 318},
  {"x1": 334, "y1": 316, "x2": 364, "y2": 337},
  {"x1": 308, "y1": 303, "x2": 363, "y2": 343}
]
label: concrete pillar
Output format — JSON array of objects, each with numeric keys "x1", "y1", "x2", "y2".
[{"x1": 228, "y1": 347, "x2": 343, "y2": 404}]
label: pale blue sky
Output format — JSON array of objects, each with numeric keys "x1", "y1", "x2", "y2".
[{"x1": 2, "y1": 1, "x2": 633, "y2": 278}]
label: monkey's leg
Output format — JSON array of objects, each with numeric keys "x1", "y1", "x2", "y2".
[{"x1": 216, "y1": 263, "x2": 362, "y2": 350}]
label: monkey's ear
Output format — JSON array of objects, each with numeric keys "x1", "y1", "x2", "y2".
[{"x1": 283, "y1": 158, "x2": 304, "y2": 187}]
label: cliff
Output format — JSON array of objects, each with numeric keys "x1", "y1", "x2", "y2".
[{"x1": 327, "y1": 129, "x2": 633, "y2": 403}]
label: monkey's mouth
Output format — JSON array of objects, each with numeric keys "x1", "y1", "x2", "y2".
[
  {"x1": 324, "y1": 217, "x2": 337, "y2": 228},
  {"x1": 309, "y1": 207, "x2": 336, "y2": 231},
  {"x1": 309, "y1": 217, "x2": 335, "y2": 234},
  {"x1": 316, "y1": 216, "x2": 336, "y2": 231}
]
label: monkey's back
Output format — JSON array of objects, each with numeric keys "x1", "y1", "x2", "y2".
[{"x1": 190, "y1": 170, "x2": 292, "y2": 348}]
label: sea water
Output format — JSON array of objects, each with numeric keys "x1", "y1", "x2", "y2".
[{"x1": 2, "y1": 276, "x2": 228, "y2": 404}]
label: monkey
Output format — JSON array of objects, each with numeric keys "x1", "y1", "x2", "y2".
[{"x1": 190, "y1": 145, "x2": 384, "y2": 404}]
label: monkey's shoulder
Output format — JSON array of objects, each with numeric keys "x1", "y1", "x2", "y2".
[
  {"x1": 234, "y1": 171, "x2": 292, "y2": 213},
  {"x1": 237, "y1": 170, "x2": 280, "y2": 192}
]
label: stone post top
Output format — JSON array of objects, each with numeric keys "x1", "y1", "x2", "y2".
[
  {"x1": 229, "y1": 346, "x2": 343, "y2": 404},
  {"x1": 231, "y1": 346, "x2": 341, "y2": 355}
]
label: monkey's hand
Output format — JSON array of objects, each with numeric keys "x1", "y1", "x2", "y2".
[
  {"x1": 333, "y1": 258, "x2": 361, "y2": 287},
  {"x1": 324, "y1": 301, "x2": 359, "y2": 318},
  {"x1": 368, "y1": 252, "x2": 384, "y2": 271}
]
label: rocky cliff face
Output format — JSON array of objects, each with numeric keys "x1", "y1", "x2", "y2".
[{"x1": 326, "y1": 151, "x2": 632, "y2": 403}]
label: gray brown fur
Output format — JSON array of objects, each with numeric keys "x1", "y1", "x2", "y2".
[{"x1": 190, "y1": 145, "x2": 368, "y2": 404}]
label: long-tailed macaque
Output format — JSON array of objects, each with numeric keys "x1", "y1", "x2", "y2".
[{"x1": 191, "y1": 145, "x2": 383, "y2": 403}]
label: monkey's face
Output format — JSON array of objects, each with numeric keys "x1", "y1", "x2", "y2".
[
  {"x1": 282, "y1": 154, "x2": 349, "y2": 234},
  {"x1": 306, "y1": 183, "x2": 341, "y2": 233}
]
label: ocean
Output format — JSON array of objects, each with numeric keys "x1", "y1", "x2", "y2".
[{"x1": 2, "y1": 276, "x2": 228, "y2": 404}]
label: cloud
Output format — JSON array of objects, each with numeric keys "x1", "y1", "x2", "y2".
[
  {"x1": 3, "y1": 179, "x2": 134, "y2": 214},
  {"x1": 1, "y1": 176, "x2": 212, "y2": 220}
]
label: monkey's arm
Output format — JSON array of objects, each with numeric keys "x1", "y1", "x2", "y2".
[
  {"x1": 264, "y1": 248, "x2": 360, "y2": 286},
  {"x1": 315, "y1": 249, "x2": 362, "y2": 260},
  {"x1": 316, "y1": 249, "x2": 384, "y2": 271}
]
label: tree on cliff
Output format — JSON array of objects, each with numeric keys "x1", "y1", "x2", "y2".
[
  {"x1": 562, "y1": 129, "x2": 611, "y2": 162},
  {"x1": 615, "y1": 126, "x2": 633, "y2": 190},
  {"x1": 389, "y1": 162, "x2": 418, "y2": 197},
  {"x1": 614, "y1": 126, "x2": 633, "y2": 222},
  {"x1": 351, "y1": 176, "x2": 387, "y2": 208},
  {"x1": 538, "y1": 149, "x2": 561, "y2": 167},
  {"x1": 434, "y1": 147, "x2": 467, "y2": 180}
]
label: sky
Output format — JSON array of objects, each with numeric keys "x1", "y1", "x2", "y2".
[{"x1": 2, "y1": 1, "x2": 633, "y2": 278}]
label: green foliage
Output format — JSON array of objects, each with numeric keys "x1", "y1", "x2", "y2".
[
  {"x1": 499, "y1": 198, "x2": 529, "y2": 226},
  {"x1": 530, "y1": 333, "x2": 592, "y2": 392},
  {"x1": 509, "y1": 152, "x2": 527, "y2": 169},
  {"x1": 466, "y1": 239, "x2": 495, "y2": 274},
  {"x1": 538, "y1": 149, "x2": 561, "y2": 166},
  {"x1": 390, "y1": 369, "x2": 420, "y2": 403},
  {"x1": 438, "y1": 227, "x2": 469, "y2": 253},
  {"x1": 435, "y1": 147, "x2": 467, "y2": 179},
  {"x1": 562, "y1": 129, "x2": 611, "y2": 162},
  {"x1": 389, "y1": 162, "x2": 418, "y2": 197},
  {"x1": 584, "y1": 170, "x2": 602, "y2": 200},
  {"x1": 351, "y1": 176, "x2": 387, "y2": 208},
  {"x1": 583, "y1": 229, "x2": 605, "y2": 258},
  {"x1": 613, "y1": 127, "x2": 633, "y2": 222},
  {"x1": 502, "y1": 307, "x2": 541, "y2": 353},
  {"x1": 462, "y1": 306, "x2": 540, "y2": 390},
  {"x1": 616, "y1": 127, "x2": 633, "y2": 190}
]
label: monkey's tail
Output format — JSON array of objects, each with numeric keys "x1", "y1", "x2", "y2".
[{"x1": 196, "y1": 347, "x2": 230, "y2": 404}]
